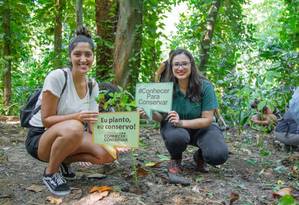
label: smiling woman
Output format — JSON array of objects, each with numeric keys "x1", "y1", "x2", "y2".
[
  {"x1": 143, "y1": 48, "x2": 228, "y2": 186},
  {"x1": 24, "y1": 26, "x2": 117, "y2": 196}
]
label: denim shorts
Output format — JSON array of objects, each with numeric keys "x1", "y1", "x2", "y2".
[{"x1": 25, "y1": 126, "x2": 45, "y2": 160}]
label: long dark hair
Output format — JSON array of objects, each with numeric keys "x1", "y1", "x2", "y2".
[{"x1": 169, "y1": 48, "x2": 205, "y2": 102}]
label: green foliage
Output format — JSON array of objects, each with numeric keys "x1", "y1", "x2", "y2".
[
  {"x1": 279, "y1": 0, "x2": 299, "y2": 50},
  {"x1": 278, "y1": 195, "x2": 296, "y2": 205},
  {"x1": 97, "y1": 86, "x2": 136, "y2": 112},
  {"x1": 140, "y1": 0, "x2": 175, "y2": 83},
  {"x1": 0, "y1": 0, "x2": 298, "y2": 126}
]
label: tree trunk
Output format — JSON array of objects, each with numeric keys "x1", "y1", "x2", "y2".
[
  {"x1": 76, "y1": 0, "x2": 83, "y2": 28},
  {"x1": 95, "y1": 0, "x2": 117, "y2": 80},
  {"x1": 113, "y1": 0, "x2": 143, "y2": 88},
  {"x1": 199, "y1": 0, "x2": 221, "y2": 72},
  {"x1": 2, "y1": 0, "x2": 12, "y2": 107},
  {"x1": 54, "y1": 0, "x2": 63, "y2": 69}
]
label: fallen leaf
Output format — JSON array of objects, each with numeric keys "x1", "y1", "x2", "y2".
[
  {"x1": 74, "y1": 191, "x2": 109, "y2": 205},
  {"x1": 291, "y1": 165, "x2": 299, "y2": 178},
  {"x1": 277, "y1": 180, "x2": 285, "y2": 185},
  {"x1": 87, "y1": 173, "x2": 107, "y2": 179},
  {"x1": 145, "y1": 161, "x2": 162, "y2": 168},
  {"x1": 67, "y1": 187, "x2": 82, "y2": 200},
  {"x1": 46, "y1": 196, "x2": 62, "y2": 205},
  {"x1": 89, "y1": 186, "x2": 113, "y2": 193},
  {"x1": 137, "y1": 166, "x2": 149, "y2": 177},
  {"x1": 273, "y1": 187, "x2": 293, "y2": 198},
  {"x1": 229, "y1": 192, "x2": 239, "y2": 205},
  {"x1": 26, "y1": 184, "x2": 44, "y2": 193}
]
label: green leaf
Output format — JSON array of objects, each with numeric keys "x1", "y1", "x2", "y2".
[
  {"x1": 278, "y1": 195, "x2": 296, "y2": 205},
  {"x1": 245, "y1": 159, "x2": 257, "y2": 166},
  {"x1": 157, "y1": 154, "x2": 170, "y2": 161}
]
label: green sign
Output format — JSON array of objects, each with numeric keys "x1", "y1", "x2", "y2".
[
  {"x1": 135, "y1": 82, "x2": 173, "y2": 119},
  {"x1": 93, "y1": 112, "x2": 139, "y2": 148}
]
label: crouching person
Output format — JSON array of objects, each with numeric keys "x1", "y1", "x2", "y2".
[
  {"x1": 25, "y1": 26, "x2": 116, "y2": 196},
  {"x1": 274, "y1": 87, "x2": 299, "y2": 148},
  {"x1": 139, "y1": 49, "x2": 228, "y2": 186}
]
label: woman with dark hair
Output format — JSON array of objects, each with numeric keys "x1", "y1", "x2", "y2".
[
  {"x1": 25, "y1": 26, "x2": 116, "y2": 196},
  {"x1": 140, "y1": 48, "x2": 228, "y2": 185}
]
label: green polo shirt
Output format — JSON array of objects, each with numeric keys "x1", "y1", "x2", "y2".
[{"x1": 172, "y1": 80, "x2": 218, "y2": 120}]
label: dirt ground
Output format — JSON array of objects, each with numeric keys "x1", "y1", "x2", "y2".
[{"x1": 0, "y1": 118, "x2": 298, "y2": 205}]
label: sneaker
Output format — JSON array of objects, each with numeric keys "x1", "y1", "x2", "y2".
[
  {"x1": 60, "y1": 163, "x2": 76, "y2": 179},
  {"x1": 43, "y1": 170, "x2": 70, "y2": 196},
  {"x1": 168, "y1": 160, "x2": 191, "y2": 186},
  {"x1": 193, "y1": 150, "x2": 209, "y2": 173}
]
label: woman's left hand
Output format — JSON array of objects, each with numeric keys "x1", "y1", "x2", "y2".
[{"x1": 167, "y1": 111, "x2": 183, "y2": 127}]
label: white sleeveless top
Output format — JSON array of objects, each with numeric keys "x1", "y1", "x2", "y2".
[{"x1": 29, "y1": 68, "x2": 99, "y2": 127}]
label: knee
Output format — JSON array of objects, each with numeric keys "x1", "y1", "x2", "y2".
[
  {"x1": 164, "y1": 133, "x2": 188, "y2": 147},
  {"x1": 204, "y1": 146, "x2": 228, "y2": 165},
  {"x1": 63, "y1": 120, "x2": 84, "y2": 136},
  {"x1": 95, "y1": 152, "x2": 115, "y2": 164},
  {"x1": 60, "y1": 120, "x2": 84, "y2": 143}
]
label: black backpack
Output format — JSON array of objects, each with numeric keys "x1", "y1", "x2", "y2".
[
  {"x1": 20, "y1": 69, "x2": 94, "y2": 128},
  {"x1": 20, "y1": 69, "x2": 68, "y2": 127}
]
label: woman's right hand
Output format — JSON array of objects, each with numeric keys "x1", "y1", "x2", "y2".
[
  {"x1": 137, "y1": 108, "x2": 148, "y2": 119},
  {"x1": 76, "y1": 111, "x2": 99, "y2": 123}
]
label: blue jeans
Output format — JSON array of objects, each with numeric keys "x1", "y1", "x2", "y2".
[{"x1": 160, "y1": 122, "x2": 228, "y2": 165}]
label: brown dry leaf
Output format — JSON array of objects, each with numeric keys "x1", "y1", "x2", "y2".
[
  {"x1": 46, "y1": 196, "x2": 62, "y2": 205},
  {"x1": 74, "y1": 191, "x2": 109, "y2": 205},
  {"x1": 26, "y1": 184, "x2": 44, "y2": 193},
  {"x1": 89, "y1": 185, "x2": 113, "y2": 193},
  {"x1": 291, "y1": 165, "x2": 299, "y2": 178},
  {"x1": 137, "y1": 166, "x2": 149, "y2": 177},
  {"x1": 145, "y1": 161, "x2": 163, "y2": 168},
  {"x1": 273, "y1": 187, "x2": 293, "y2": 198},
  {"x1": 229, "y1": 192, "x2": 239, "y2": 205}
]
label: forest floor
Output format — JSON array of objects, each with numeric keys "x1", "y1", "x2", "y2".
[{"x1": 0, "y1": 117, "x2": 299, "y2": 205}]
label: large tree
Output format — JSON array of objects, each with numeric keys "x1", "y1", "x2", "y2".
[
  {"x1": 2, "y1": 0, "x2": 12, "y2": 107},
  {"x1": 76, "y1": 0, "x2": 83, "y2": 27},
  {"x1": 54, "y1": 0, "x2": 64, "y2": 69},
  {"x1": 113, "y1": 0, "x2": 143, "y2": 88},
  {"x1": 198, "y1": 0, "x2": 221, "y2": 72},
  {"x1": 95, "y1": 0, "x2": 117, "y2": 81}
]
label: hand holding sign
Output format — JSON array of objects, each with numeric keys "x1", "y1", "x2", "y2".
[{"x1": 135, "y1": 82, "x2": 173, "y2": 120}]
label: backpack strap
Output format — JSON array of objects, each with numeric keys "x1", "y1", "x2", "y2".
[
  {"x1": 34, "y1": 69, "x2": 68, "y2": 112},
  {"x1": 61, "y1": 69, "x2": 68, "y2": 96},
  {"x1": 88, "y1": 78, "x2": 93, "y2": 96}
]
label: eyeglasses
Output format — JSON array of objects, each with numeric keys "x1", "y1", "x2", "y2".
[{"x1": 172, "y1": 62, "x2": 191, "y2": 69}]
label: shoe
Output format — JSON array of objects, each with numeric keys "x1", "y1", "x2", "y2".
[
  {"x1": 168, "y1": 160, "x2": 191, "y2": 186},
  {"x1": 60, "y1": 163, "x2": 76, "y2": 179},
  {"x1": 193, "y1": 150, "x2": 209, "y2": 173},
  {"x1": 42, "y1": 170, "x2": 70, "y2": 196}
]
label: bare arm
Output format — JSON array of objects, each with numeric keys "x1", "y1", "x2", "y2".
[
  {"x1": 41, "y1": 91, "x2": 98, "y2": 128},
  {"x1": 154, "y1": 63, "x2": 166, "y2": 83},
  {"x1": 251, "y1": 114, "x2": 277, "y2": 126}
]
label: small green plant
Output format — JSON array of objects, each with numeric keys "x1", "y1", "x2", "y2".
[
  {"x1": 96, "y1": 86, "x2": 136, "y2": 112},
  {"x1": 130, "y1": 149, "x2": 139, "y2": 187},
  {"x1": 278, "y1": 195, "x2": 296, "y2": 205}
]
